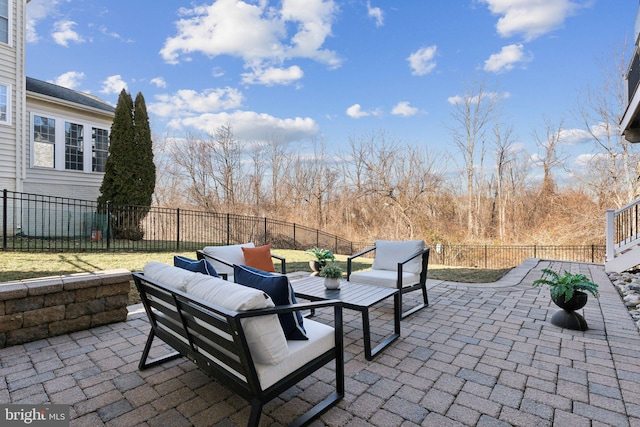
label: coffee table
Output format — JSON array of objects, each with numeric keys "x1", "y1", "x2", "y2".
[{"x1": 290, "y1": 275, "x2": 400, "y2": 360}]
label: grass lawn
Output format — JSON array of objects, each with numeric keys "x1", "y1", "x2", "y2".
[{"x1": 0, "y1": 250, "x2": 511, "y2": 304}]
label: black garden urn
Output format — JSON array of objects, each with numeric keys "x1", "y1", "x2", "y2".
[{"x1": 550, "y1": 290, "x2": 589, "y2": 331}]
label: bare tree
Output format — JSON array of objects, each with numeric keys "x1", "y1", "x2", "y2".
[
  {"x1": 491, "y1": 123, "x2": 517, "y2": 240},
  {"x1": 448, "y1": 77, "x2": 499, "y2": 238},
  {"x1": 577, "y1": 40, "x2": 640, "y2": 208},
  {"x1": 532, "y1": 117, "x2": 568, "y2": 197},
  {"x1": 246, "y1": 142, "x2": 266, "y2": 214},
  {"x1": 169, "y1": 131, "x2": 219, "y2": 210},
  {"x1": 152, "y1": 132, "x2": 189, "y2": 207},
  {"x1": 340, "y1": 131, "x2": 443, "y2": 239},
  {"x1": 264, "y1": 135, "x2": 293, "y2": 217},
  {"x1": 205, "y1": 124, "x2": 242, "y2": 209},
  {"x1": 290, "y1": 139, "x2": 338, "y2": 228}
]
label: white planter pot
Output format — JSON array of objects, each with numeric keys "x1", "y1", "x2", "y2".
[{"x1": 324, "y1": 277, "x2": 340, "y2": 290}]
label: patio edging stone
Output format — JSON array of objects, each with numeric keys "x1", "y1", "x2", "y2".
[{"x1": 0, "y1": 269, "x2": 131, "y2": 348}]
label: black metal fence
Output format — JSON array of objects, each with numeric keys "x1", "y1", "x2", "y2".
[
  {"x1": 0, "y1": 190, "x2": 355, "y2": 254},
  {"x1": 1, "y1": 189, "x2": 606, "y2": 268},
  {"x1": 427, "y1": 244, "x2": 605, "y2": 269}
]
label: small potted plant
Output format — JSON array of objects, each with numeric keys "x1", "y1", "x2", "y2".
[
  {"x1": 532, "y1": 268, "x2": 599, "y2": 330},
  {"x1": 319, "y1": 261, "x2": 343, "y2": 289},
  {"x1": 306, "y1": 247, "x2": 335, "y2": 273}
]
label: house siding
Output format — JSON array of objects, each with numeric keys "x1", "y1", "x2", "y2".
[
  {"x1": 24, "y1": 97, "x2": 113, "y2": 201},
  {"x1": 0, "y1": 0, "x2": 23, "y2": 192},
  {"x1": 0, "y1": 1, "x2": 114, "y2": 199}
]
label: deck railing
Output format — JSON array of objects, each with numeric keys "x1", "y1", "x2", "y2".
[{"x1": 605, "y1": 197, "x2": 640, "y2": 262}]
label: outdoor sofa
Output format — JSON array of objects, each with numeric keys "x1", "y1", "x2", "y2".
[{"x1": 133, "y1": 261, "x2": 344, "y2": 426}]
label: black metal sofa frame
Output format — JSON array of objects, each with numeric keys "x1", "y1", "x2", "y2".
[{"x1": 133, "y1": 272, "x2": 344, "y2": 427}]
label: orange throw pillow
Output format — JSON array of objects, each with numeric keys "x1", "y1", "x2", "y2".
[{"x1": 242, "y1": 244, "x2": 276, "y2": 272}]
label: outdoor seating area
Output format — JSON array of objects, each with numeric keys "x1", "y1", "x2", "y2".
[{"x1": 1, "y1": 258, "x2": 639, "y2": 426}]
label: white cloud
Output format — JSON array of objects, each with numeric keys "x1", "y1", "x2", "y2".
[
  {"x1": 574, "y1": 152, "x2": 605, "y2": 168},
  {"x1": 26, "y1": 0, "x2": 61, "y2": 43},
  {"x1": 52, "y1": 20, "x2": 85, "y2": 47},
  {"x1": 480, "y1": 0, "x2": 583, "y2": 41},
  {"x1": 150, "y1": 77, "x2": 167, "y2": 88},
  {"x1": 241, "y1": 65, "x2": 304, "y2": 86},
  {"x1": 447, "y1": 91, "x2": 511, "y2": 105},
  {"x1": 53, "y1": 71, "x2": 85, "y2": 89},
  {"x1": 407, "y1": 45, "x2": 437, "y2": 76},
  {"x1": 557, "y1": 123, "x2": 616, "y2": 146},
  {"x1": 160, "y1": 0, "x2": 340, "y2": 84},
  {"x1": 99, "y1": 25, "x2": 134, "y2": 43},
  {"x1": 557, "y1": 128, "x2": 591, "y2": 146},
  {"x1": 484, "y1": 44, "x2": 532, "y2": 73},
  {"x1": 170, "y1": 110, "x2": 319, "y2": 143},
  {"x1": 148, "y1": 87, "x2": 244, "y2": 118},
  {"x1": 346, "y1": 104, "x2": 369, "y2": 118},
  {"x1": 391, "y1": 101, "x2": 418, "y2": 117},
  {"x1": 100, "y1": 75, "x2": 127, "y2": 94},
  {"x1": 367, "y1": 1, "x2": 384, "y2": 27}
]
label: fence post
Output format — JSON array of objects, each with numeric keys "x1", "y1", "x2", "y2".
[
  {"x1": 2, "y1": 189, "x2": 6, "y2": 251},
  {"x1": 605, "y1": 209, "x2": 615, "y2": 262},
  {"x1": 106, "y1": 201, "x2": 111, "y2": 250},
  {"x1": 484, "y1": 245, "x2": 488, "y2": 269},
  {"x1": 264, "y1": 217, "x2": 267, "y2": 246},
  {"x1": 226, "y1": 213, "x2": 230, "y2": 245},
  {"x1": 293, "y1": 223, "x2": 297, "y2": 250},
  {"x1": 176, "y1": 208, "x2": 180, "y2": 252},
  {"x1": 533, "y1": 245, "x2": 537, "y2": 259}
]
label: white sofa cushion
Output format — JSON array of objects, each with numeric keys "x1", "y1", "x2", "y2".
[
  {"x1": 143, "y1": 261, "x2": 197, "y2": 292},
  {"x1": 255, "y1": 318, "x2": 335, "y2": 390},
  {"x1": 185, "y1": 272, "x2": 289, "y2": 366},
  {"x1": 202, "y1": 243, "x2": 255, "y2": 280},
  {"x1": 371, "y1": 240, "x2": 425, "y2": 274},
  {"x1": 349, "y1": 269, "x2": 421, "y2": 289}
]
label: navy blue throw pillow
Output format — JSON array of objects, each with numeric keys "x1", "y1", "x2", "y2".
[
  {"x1": 233, "y1": 265, "x2": 307, "y2": 340},
  {"x1": 174, "y1": 255, "x2": 219, "y2": 278}
]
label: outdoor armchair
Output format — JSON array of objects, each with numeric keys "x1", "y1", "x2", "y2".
[
  {"x1": 197, "y1": 243, "x2": 286, "y2": 281},
  {"x1": 347, "y1": 240, "x2": 429, "y2": 319}
]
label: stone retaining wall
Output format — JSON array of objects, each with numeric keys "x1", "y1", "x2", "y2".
[{"x1": 0, "y1": 269, "x2": 132, "y2": 348}]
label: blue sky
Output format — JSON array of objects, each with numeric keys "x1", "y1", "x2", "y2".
[{"x1": 25, "y1": 0, "x2": 633, "y2": 178}]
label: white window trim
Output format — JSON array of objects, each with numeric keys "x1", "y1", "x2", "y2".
[
  {"x1": 30, "y1": 111, "x2": 109, "y2": 173},
  {"x1": 0, "y1": 82, "x2": 11, "y2": 125},
  {"x1": 0, "y1": 0, "x2": 12, "y2": 47}
]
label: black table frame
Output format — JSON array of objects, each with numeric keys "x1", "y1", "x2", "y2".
[{"x1": 291, "y1": 276, "x2": 401, "y2": 360}]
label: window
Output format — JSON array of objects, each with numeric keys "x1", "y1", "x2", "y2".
[
  {"x1": 31, "y1": 113, "x2": 109, "y2": 173},
  {"x1": 0, "y1": 84, "x2": 9, "y2": 124},
  {"x1": 92, "y1": 127, "x2": 109, "y2": 172},
  {"x1": 65, "y1": 122, "x2": 84, "y2": 170},
  {"x1": 0, "y1": 0, "x2": 8, "y2": 45},
  {"x1": 33, "y1": 115, "x2": 55, "y2": 168}
]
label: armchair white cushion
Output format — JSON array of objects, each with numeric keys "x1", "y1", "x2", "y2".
[
  {"x1": 201, "y1": 243, "x2": 255, "y2": 281},
  {"x1": 348, "y1": 269, "x2": 421, "y2": 289},
  {"x1": 371, "y1": 240, "x2": 424, "y2": 275}
]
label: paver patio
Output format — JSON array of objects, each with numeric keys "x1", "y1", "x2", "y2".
[{"x1": 1, "y1": 258, "x2": 639, "y2": 426}]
